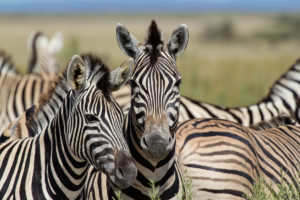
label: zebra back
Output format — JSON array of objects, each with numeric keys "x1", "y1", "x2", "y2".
[{"x1": 175, "y1": 118, "x2": 300, "y2": 199}]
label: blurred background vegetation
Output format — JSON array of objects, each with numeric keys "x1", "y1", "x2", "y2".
[{"x1": 1, "y1": 13, "x2": 300, "y2": 107}]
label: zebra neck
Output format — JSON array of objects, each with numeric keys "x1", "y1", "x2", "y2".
[
  {"x1": 31, "y1": 77, "x2": 69, "y2": 134},
  {"x1": 267, "y1": 60, "x2": 300, "y2": 106},
  {"x1": 41, "y1": 93, "x2": 88, "y2": 199},
  {"x1": 120, "y1": 118, "x2": 181, "y2": 199},
  {"x1": 224, "y1": 98, "x2": 296, "y2": 126}
]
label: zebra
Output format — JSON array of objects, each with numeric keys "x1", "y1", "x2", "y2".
[
  {"x1": 27, "y1": 31, "x2": 63, "y2": 74},
  {"x1": 0, "y1": 53, "x2": 137, "y2": 199},
  {"x1": 0, "y1": 52, "x2": 55, "y2": 133},
  {"x1": 0, "y1": 31, "x2": 62, "y2": 133},
  {"x1": 113, "y1": 58, "x2": 300, "y2": 128},
  {"x1": 83, "y1": 20, "x2": 189, "y2": 200},
  {"x1": 175, "y1": 114, "x2": 300, "y2": 199}
]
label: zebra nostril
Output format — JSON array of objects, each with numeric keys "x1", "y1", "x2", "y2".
[
  {"x1": 141, "y1": 137, "x2": 149, "y2": 150},
  {"x1": 168, "y1": 137, "x2": 172, "y2": 143},
  {"x1": 116, "y1": 167, "x2": 125, "y2": 179}
]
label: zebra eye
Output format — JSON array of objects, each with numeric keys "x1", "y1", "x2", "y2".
[
  {"x1": 129, "y1": 80, "x2": 139, "y2": 89},
  {"x1": 85, "y1": 114, "x2": 99, "y2": 123},
  {"x1": 174, "y1": 79, "x2": 182, "y2": 88}
]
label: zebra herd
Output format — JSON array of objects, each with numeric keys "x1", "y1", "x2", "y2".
[{"x1": 0, "y1": 20, "x2": 300, "y2": 199}]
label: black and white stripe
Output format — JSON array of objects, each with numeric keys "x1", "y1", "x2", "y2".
[
  {"x1": 0, "y1": 52, "x2": 55, "y2": 133},
  {"x1": 0, "y1": 53, "x2": 137, "y2": 199},
  {"x1": 0, "y1": 32, "x2": 62, "y2": 133}
]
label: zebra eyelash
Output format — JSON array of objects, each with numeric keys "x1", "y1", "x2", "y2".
[{"x1": 85, "y1": 114, "x2": 99, "y2": 123}]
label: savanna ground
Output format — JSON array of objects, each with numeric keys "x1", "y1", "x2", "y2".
[{"x1": 1, "y1": 13, "x2": 300, "y2": 107}]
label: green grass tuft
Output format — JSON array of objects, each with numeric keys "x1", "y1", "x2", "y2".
[
  {"x1": 245, "y1": 170, "x2": 300, "y2": 200},
  {"x1": 148, "y1": 179, "x2": 161, "y2": 200},
  {"x1": 112, "y1": 190, "x2": 123, "y2": 200}
]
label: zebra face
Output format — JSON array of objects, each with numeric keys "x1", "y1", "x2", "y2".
[
  {"x1": 116, "y1": 20, "x2": 188, "y2": 160},
  {"x1": 66, "y1": 54, "x2": 137, "y2": 189},
  {"x1": 130, "y1": 52, "x2": 181, "y2": 160}
]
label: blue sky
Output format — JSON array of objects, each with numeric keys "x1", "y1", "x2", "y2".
[{"x1": 1, "y1": 0, "x2": 300, "y2": 13}]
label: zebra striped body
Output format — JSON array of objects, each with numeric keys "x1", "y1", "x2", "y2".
[
  {"x1": 0, "y1": 67, "x2": 54, "y2": 133},
  {"x1": 175, "y1": 118, "x2": 300, "y2": 199},
  {"x1": 0, "y1": 54, "x2": 137, "y2": 199},
  {"x1": 113, "y1": 59, "x2": 300, "y2": 127},
  {"x1": 0, "y1": 31, "x2": 62, "y2": 133}
]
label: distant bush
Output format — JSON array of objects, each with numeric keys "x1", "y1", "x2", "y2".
[
  {"x1": 252, "y1": 14, "x2": 300, "y2": 43},
  {"x1": 202, "y1": 20, "x2": 236, "y2": 42}
]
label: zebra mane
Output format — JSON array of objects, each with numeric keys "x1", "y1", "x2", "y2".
[
  {"x1": 25, "y1": 70, "x2": 67, "y2": 132},
  {"x1": 145, "y1": 20, "x2": 164, "y2": 64},
  {"x1": 80, "y1": 53, "x2": 112, "y2": 99},
  {"x1": 0, "y1": 50, "x2": 19, "y2": 74}
]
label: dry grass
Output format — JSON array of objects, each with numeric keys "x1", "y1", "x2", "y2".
[{"x1": 1, "y1": 13, "x2": 300, "y2": 107}]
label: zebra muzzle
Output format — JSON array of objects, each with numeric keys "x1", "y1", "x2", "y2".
[
  {"x1": 141, "y1": 131, "x2": 173, "y2": 160},
  {"x1": 113, "y1": 150, "x2": 137, "y2": 189}
]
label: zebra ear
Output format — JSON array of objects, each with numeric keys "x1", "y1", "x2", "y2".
[
  {"x1": 110, "y1": 58, "x2": 133, "y2": 91},
  {"x1": 167, "y1": 24, "x2": 189, "y2": 57},
  {"x1": 116, "y1": 23, "x2": 140, "y2": 58},
  {"x1": 67, "y1": 55, "x2": 87, "y2": 92},
  {"x1": 48, "y1": 32, "x2": 63, "y2": 55}
]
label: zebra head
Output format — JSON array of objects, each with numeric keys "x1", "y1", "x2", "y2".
[
  {"x1": 116, "y1": 20, "x2": 189, "y2": 160},
  {"x1": 65, "y1": 54, "x2": 137, "y2": 189}
]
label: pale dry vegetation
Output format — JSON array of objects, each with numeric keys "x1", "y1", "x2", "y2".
[{"x1": 1, "y1": 13, "x2": 300, "y2": 107}]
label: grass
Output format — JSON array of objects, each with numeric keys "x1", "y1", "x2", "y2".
[
  {"x1": 148, "y1": 180, "x2": 161, "y2": 200},
  {"x1": 177, "y1": 170, "x2": 193, "y2": 200},
  {"x1": 245, "y1": 170, "x2": 300, "y2": 200},
  {"x1": 112, "y1": 190, "x2": 122, "y2": 200}
]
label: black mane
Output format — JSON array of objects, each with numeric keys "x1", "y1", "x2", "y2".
[
  {"x1": 80, "y1": 53, "x2": 112, "y2": 99},
  {"x1": 145, "y1": 20, "x2": 163, "y2": 64}
]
